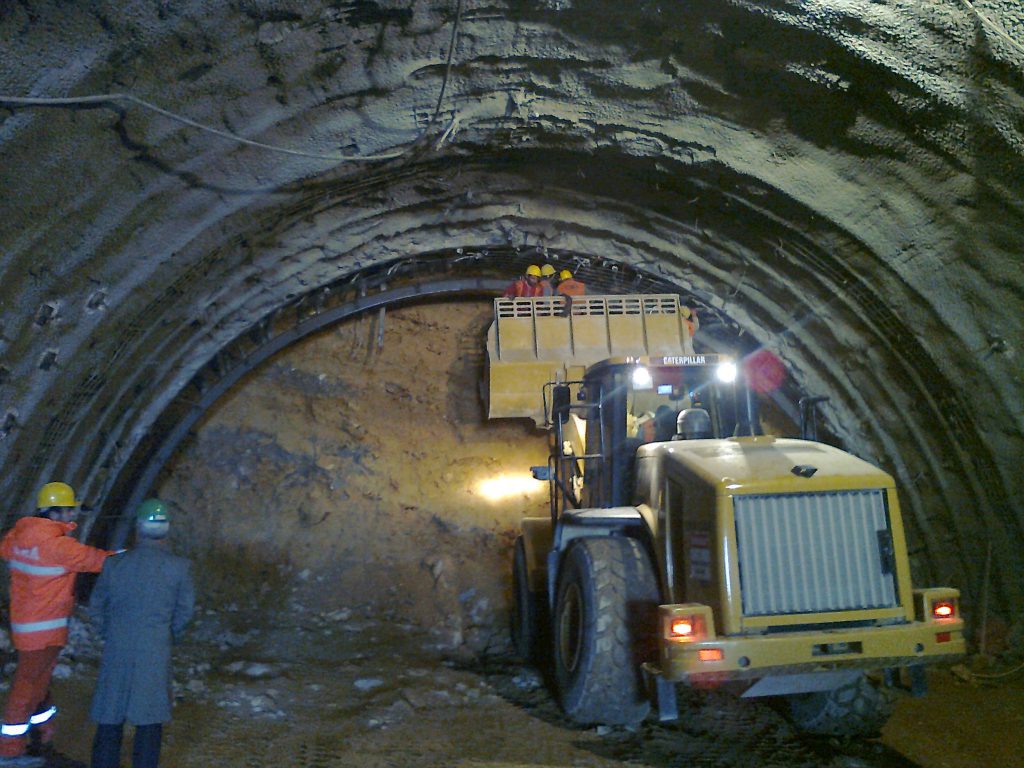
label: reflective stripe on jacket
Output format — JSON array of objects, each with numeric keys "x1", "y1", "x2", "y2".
[{"x1": 1, "y1": 517, "x2": 111, "y2": 650}]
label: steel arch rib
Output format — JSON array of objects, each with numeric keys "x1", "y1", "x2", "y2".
[{"x1": 111, "y1": 277, "x2": 507, "y2": 547}]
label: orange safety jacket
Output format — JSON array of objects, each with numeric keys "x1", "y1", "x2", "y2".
[
  {"x1": 556, "y1": 279, "x2": 586, "y2": 296},
  {"x1": 0, "y1": 517, "x2": 111, "y2": 650},
  {"x1": 502, "y1": 279, "x2": 544, "y2": 298},
  {"x1": 683, "y1": 307, "x2": 698, "y2": 338}
]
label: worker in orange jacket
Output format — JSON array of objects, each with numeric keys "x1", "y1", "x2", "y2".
[
  {"x1": 0, "y1": 482, "x2": 113, "y2": 767},
  {"x1": 502, "y1": 264, "x2": 545, "y2": 298},
  {"x1": 555, "y1": 269, "x2": 586, "y2": 296},
  {"x1": 537, "y1": 264, "x2": 557, "y2": 295},
  {"x1": 682, "y1": 305, "x2": 698, "y2": 338}
]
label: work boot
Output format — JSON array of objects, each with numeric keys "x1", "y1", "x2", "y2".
[{"x1": 0, "y1": 755, "x2": 46, "y2": 767}]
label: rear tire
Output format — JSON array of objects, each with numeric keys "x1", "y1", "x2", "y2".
[
  {"x1": 553, "y1": 536, "x2": 660, "y2": 726},
  {"x1": 511, "y1": 536, "x2": 542, "y2": 661},
  {"x1": 785, "y1": 673, "x2": 895, "y2": 737}
]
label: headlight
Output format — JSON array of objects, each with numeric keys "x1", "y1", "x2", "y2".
[
  {"x1": 716, "y1": 361, "x2": 738, "y2": 383},
  {"x1": 632, "y1": 366, "x2": 653, "y2": 389}
]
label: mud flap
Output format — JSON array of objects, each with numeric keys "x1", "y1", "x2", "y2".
[
  {"x1": 642, "y1": 664, "x2": 678, "y2": 722},
  {"x1": 884, "y1": 664, "x2": 928, "y2": 697},
  {"x1": 908, "y1": 664, "x2": 928, "y2": 696}
]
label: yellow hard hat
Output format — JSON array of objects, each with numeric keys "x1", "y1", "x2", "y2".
[
  {"x1": 559, "y1": 270, "x2": 573, "y2": 280},
  {"x1": 525, "y1": 264, "x2": 542, "y2": 277},
  {"x1": 540, "y1": 264, "x2": 556, "y2": 277},
  {"x1": 37, "y1": 481, "x2": 80, "y2": 509}
]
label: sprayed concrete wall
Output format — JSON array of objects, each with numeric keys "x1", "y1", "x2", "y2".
[{"x1": 0, "y1": 0, "x2": 1021, "y2": 642}]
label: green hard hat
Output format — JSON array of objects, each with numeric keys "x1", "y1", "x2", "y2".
[{"x1": 137, "y1": 498, "x2": 169, "y2": 523}]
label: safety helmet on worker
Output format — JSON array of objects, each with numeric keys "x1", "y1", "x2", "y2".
[
  {"x1": 525, "y1": 264, "x2": 542, "y2": 277},
  {"x1": 559, "y1": 270, "x2": 573, "y2": 280},
  {"x1": 540, "y1": 264, "x2": 556, "y2": 277},
  {"x1": 37, "y1": 481, "x2": 80, "y2": 509},
  {"x1": 137, "y1": 498, "x2": 171, "y2": 539}
]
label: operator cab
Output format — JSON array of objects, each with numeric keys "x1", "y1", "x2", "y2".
[{"x1": 546, "y1": 354, "x2": 753, "y2": 513}]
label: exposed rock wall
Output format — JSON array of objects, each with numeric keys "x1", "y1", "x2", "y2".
[{"x1": 158, "y1": 301, "x2": 549, "y2": 650}]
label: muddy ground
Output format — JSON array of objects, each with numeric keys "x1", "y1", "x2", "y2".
[
  {"x1": 31, "y1": 601, "x2": 1024, "y2": 768},
  {"x1": 6, "y1": 299, "x2": 1021, "y2": 766}
]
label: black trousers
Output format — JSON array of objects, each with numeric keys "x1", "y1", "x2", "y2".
[{"x1": 91, "y1": 722, "x2": 163, "y2": 768}]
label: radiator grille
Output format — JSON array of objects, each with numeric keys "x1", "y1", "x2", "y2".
[{"x1": 733, "y1": 489, "x2": 898, "y2": 617}]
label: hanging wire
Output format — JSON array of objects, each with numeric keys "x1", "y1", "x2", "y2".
[
  {"x1": 959, "y1": 0, "x2": 1024, "y2": 59},
  {"x1": 0, "y1": 0, "x2": 465, "y2": 162},
  {"x1": 968, "y1": 660, "x2": 1024, "y2": 680}
]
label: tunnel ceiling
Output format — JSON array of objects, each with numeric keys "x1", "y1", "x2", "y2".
[{"x1": 0, "y1": 1, "x2": 1022, "y2": 622}]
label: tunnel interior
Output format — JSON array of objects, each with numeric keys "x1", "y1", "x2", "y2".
[
  {"x1": 91, "y1": 258, "x2": 807, "y2": 648},
  {"x1": 0, "y1": 1, "x2": 1023, "y2": 762},
  {"x1": 13, "y1": 147, "x2": 1016, "y2": 646}
]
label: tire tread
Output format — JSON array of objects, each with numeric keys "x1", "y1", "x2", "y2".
[
  {"x1": 786, "y1": 674, "x2": 895, "y2": 737},
  {"x1": 555, "y1": 536, "x2": 659, "y2": 725}
]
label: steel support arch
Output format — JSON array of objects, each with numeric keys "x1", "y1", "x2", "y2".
[{"x1": 109, "y1": 277, "x2": 508, "y2": 547}]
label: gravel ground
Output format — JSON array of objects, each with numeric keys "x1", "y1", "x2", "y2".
[{"x1": 9, "y1": 598, "x2": 1018, "y2": 768}]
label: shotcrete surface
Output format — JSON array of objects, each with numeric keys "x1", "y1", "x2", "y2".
[
  {"x1": 0, "y1": 0, "x2": 1020, "y2": 642},
  {"x1": 0, "y1": 300, "x2": 1020, "y2": 767}
]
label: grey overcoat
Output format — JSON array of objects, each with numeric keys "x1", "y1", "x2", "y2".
[{"x1": 89, "y1": 539, "x2": 195, "y2": 725}]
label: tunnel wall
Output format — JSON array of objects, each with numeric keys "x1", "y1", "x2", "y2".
[{"x1": 0, "y1": 1, "x2": 1021, "y2": 637}]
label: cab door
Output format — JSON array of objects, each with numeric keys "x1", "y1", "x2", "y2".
[{"x1": 581, "y1": 366, "x2": 634, "y2": 508}]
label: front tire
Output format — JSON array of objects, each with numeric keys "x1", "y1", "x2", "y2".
[
  {"x1": 785, "y1": 673, "x2": 895, "y2": 737},
  {"x1": 553, "y1": 536, "x2": 660, "y2": 726}
]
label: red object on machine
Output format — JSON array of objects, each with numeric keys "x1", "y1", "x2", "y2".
[{"x1": 744, "y1": 348, "x2": 786, "y2": 393}]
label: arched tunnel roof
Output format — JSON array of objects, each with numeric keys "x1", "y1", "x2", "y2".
[{"x1": 0, "y1": 1, "x2": 1021, "y2": 624}]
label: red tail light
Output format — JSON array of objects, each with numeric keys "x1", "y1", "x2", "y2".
[
  {"x1": 670, "y1": 619, "x2": 695, "y2": 637},
  {"x1": 668, "y1": 614, "x2": 707, "y2": 640},
  {"x1": 915, "y1": 588, "x2": 961, "y2": 625},
  {"x1": 661, "y1": 604, "x2": 716, "y2": 643}
]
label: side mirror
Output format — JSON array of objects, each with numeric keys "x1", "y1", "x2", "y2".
[{"x1": 552, "y1": 384, "x2": 571, "y2": 424}]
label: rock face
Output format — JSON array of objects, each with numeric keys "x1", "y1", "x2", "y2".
[
  {"x1": 0, "y1": 2, "x2": 1021, "y2": 637},
  {"x1": 159, "y1": 301, "x2": 549, "y2": 649}
]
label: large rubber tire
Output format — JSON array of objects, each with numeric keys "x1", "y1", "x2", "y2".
[
  {"x1": 785, "y1": 674, "x2": 895, "y2": 737},
  {"x1": 511, "y1": 536, "x2": 542, "y2": 661},
  {"x1": 553, "y1": 536, "x2": 660, "y2": 726}
]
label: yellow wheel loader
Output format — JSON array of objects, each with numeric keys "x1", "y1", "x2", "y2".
[{"x1": 488, "y1": 294, "x2": 964, "y2": 736}]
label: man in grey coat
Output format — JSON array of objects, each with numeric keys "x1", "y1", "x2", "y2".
[{"x1": 89, "y1": 499, "x2": 194, "y2": 768}]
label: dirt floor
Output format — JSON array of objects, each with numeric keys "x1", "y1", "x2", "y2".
[
  {"x1": 9, "y1": 299, "x2": 1022, "y2": 766},
  {"x1": 36, "y1": 602, "x2": 1024, "y2": 768}
]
